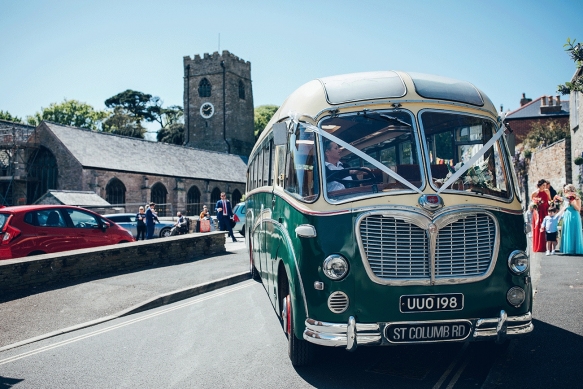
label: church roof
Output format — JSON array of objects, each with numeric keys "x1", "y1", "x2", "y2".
[
  {"x1": 42, "y1": 122, "x2": 247, "y2": 183},
  {"x1": 34, "y1": 190, "x2": 111, "y2": 206}
]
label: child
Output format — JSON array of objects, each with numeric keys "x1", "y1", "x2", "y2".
[{"x1": 540, "y1": 206, "x2": 563, "y2": 255}]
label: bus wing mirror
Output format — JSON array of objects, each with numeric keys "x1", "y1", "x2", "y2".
[{"x1": 273, "y1": 122, "x2": 288, "y2": 146}]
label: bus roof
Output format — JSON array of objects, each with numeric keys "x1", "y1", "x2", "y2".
[{"x1": 258, "y1": 71, "x2": 497, "y2": 145}]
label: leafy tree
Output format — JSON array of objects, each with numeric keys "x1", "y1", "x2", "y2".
[
  {"x1": 254, "y1": 105, "x2": 279, "y2": 139},
  {"x1": 26, "y1": 99, "x2": 107, "y2": 130},
  {"x1": 104, "y1": 90, "x2": 155, "y2": 124},
  {"x1": 157, "y1": 122, "x2": 185, "y2": 145},
  {"x1": 101, "y1": 106, "x2": 146, "y2": 138},
  {"x1": 0, "y1": 110, "x2": 23, "y2": 123},
  {"x1": 523, "y1": 120, "x2": 569, "y2": 149},
  {"x1": 558, "y1": 38, "x2": 583, "y2": 94}
]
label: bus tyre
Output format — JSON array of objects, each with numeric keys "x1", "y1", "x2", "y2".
[
  {"x1": 249, "y1": 241, "x2": 260, "y2": 281},
  {"x1": 284, "y1": 294, "x2": 315, "y2": 366}
]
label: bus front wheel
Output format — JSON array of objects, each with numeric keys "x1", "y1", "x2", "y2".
[
  {"x1": 249, "y1": 238, "x2": 260, "y2": 281},
  {"x1": 284, "y1": 294, "x2": 315, "y2": 366}
]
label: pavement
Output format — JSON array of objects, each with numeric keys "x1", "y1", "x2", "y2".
[{"x1": 0, "y1": 233, "x2": 248, "y2": 351}]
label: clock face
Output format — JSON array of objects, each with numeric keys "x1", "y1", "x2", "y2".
[{"x1": 200, "y1": 102, "x2": 214, "y2": 119}]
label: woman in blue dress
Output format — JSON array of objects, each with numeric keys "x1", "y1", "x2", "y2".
[{"x1": 560, "y1": 184, "x2": 583, "y2": 255}]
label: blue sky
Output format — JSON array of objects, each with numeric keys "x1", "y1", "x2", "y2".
[{"x1": 1, "y1": 0, "x2": 581, "y2": 130}]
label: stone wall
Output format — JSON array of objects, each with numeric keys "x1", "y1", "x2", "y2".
[
  {"x1": 0, "y1": 232, "x2": 226, "y2": 296},
  {"x1": 569, "y1": 89, "x2": 583, "y2": 186},
  {"x1": 527, "y1": 138, "x2": 570, "y2": 199}
]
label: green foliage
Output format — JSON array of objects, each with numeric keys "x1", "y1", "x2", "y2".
[
  {"x1": 254, "y1": 105, "x2": 279, "y2": 139},
  {"x1": 523, "y1": 120, "x2": 569, "y2": 150},
  {"x1": 104, "y1": 90, "x2": 155, "y2": 124},
  {"x1": 557, "y1": 38, "x2": 583, "y2": 94},
  {"x1": 26, "y1": 99, "x2": 107, "y2": 130},
  {"x1": 101, "y1": 106, "x2": 145, "y2": 138},
  {"x1": 575, "y1": 156, "x2": 583, "y2": 165},
  {"x1": 157, "y1": 122, "x2": 185, "y2": 145},
  {"x1": 0, "y1": 110, "x2": 23, "y2": 123}
]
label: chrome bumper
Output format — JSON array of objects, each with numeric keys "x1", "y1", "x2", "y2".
[{"x1": 303, "y1": 310, "x2": 533, "y2": 350}]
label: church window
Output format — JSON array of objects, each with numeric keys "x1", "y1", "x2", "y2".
[
  {"x1": 239, "y1": 80, "x2": 245, "y2": 100},
  {"x1": 198, "y1": 78, "x2": 212, "y2": 98},
  {"x1": 232, "y1": 189, "x2": 242, "y2": 205},
  {"x1": 187, "y1": 185, "x2": 201, "y2": 216},
  {"x1": 210, "y1": 187, "x2": 222, "y2": 204},
  {"x1": 27, "y1": 146, "x2": 58, "y2": 204},
  {"x1": 106, "y1": 178, "x2": 126, "y2": 205},
  {"x1": 151, "y1": 182, "x2": 168, "y2": 216}
]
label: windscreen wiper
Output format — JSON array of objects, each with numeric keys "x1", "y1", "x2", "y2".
[{"x1": 361, "y1": 110, "x2": 412, "y2": 127}]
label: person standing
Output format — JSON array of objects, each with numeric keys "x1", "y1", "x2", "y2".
[
  {"x1": 559, "y1": 184, "x2": 583, "y2": 255},
  {"x1": 531, "y1": 179, "x2": 550, "y2": 252},
  {"x1": 136, "y1": 206, "x2": 147, "y2": 240},
  {"x1": 215, "y1": 192, "x2": 237, "y2": 242},
  {"x1": 145, "y1": 202, "x2": 159, "y2": 240},
  {"x1": 540, "y1": 206, "x2": 563, "y2": 255}
]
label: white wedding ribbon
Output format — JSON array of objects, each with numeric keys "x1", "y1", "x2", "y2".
[
  {"x1": 436, "y1": 126, "x2": 506, "y2": 194},
  {"x1": 301, "y1": 121, "x2": 423, "y2": 194}
]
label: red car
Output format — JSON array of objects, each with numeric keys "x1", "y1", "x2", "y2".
[{"x1": 0, "y1": 205, "x2": 135, "y2": 260}]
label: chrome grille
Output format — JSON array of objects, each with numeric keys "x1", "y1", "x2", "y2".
[
  {"x1": 435, "y1": 214, "x2": 495, "y2": 277},
  {"x1": 361, "y1": 215, "x2": 429, "y2": 278},
  {"x1": 359, "y1": 212, "x2": 496, "y2": 281}
]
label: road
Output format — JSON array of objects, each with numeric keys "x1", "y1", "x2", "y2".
[
  {"x1": 0, "y1": 280, "x2": 508, "y2": 388},
  {"x1": 0, "y1": 250, "x2": 582, "y2": 388}
]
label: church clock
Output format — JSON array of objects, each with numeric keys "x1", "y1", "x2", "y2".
[{"x1": 200, "y1": 102, "x2": 215, "y2": 119}]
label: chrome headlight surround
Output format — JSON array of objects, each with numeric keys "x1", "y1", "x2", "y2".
[
  {"x1": 323, "y1": 254, "x2": 349, "y2": 280},
  {"x1": 508, "y1": 250, "x2": 529, "y2": 275}
]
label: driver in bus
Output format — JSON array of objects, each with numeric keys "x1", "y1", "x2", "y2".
[{"x1": 324, "y1": 140, "x2": 370, "y2": 192}]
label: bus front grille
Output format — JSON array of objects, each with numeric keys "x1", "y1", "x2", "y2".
[{"x1": 359, "y1": 213, "x2": 496, "y2": 281}]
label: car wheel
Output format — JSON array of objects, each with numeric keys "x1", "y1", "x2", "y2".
[
  {"x1": 240, "y1": 225, "x2": 245, "y2": 237},
  {"x1": 160, "y1": 228, "x2": 171, "y2": 237}
]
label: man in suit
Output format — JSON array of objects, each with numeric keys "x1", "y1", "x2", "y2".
[{"x1": 215, "y1": 192, "x2": 237, "y2": 242}]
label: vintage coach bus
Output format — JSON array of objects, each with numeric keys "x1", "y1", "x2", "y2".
[{"x1": 245, "y1": 71, "x2": 532, "y2": 366}]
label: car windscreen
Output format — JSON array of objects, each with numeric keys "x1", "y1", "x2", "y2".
[{"x1": 0, "y1": 213, "x2": 9, "y2": 230}]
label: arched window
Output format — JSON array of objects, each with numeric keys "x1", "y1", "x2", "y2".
[
  {"x1": 27, "y1": 146, "x2": 58, "y2": 204},
  {"x1": 187, "y1": 185, "x2": 201, "y2": 216},
  {"x1": 238, "y1": 80, "x2": 245, "y2": 100},
  {"x1": 232, "y1": 189, "x2": 242, "y2": 205},
  {"x1": 106, "y1": 178, "x2": 126, "y2": 205},
  {"x1": 151, "y1": 182, "x2": 168, "y2": 216},
  {"x1": 210, "y1": 187, "x2": 222, "y2": 206},
  {"x1": 198, "y1": 78, "x2": 211, "y2": 98}
]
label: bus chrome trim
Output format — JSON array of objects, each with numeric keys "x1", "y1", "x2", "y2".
[
  {"x1": 304, "y1": 318, "x2": 382, "y2": 349},
  {"x1": 295, "y1": 224, "x2": 317, "y2": 238},
  {"x1": 356, "y1": 208, "x2": 500, "y2": 286}
]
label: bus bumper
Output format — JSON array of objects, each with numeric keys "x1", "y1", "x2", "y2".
[{"x1": 303, "y1": 310, "x2": 533, "y2": 350}]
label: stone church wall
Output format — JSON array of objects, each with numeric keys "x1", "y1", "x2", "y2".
[{"x1": 527, "y1": 139, "x2": 569, "y2": 201}]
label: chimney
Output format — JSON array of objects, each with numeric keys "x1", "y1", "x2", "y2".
[
  {"x1": 541, "y1": 96, "x2": 547, "y2": 106},
  {"x1": 540, "y1": 94, "x2": 561, "y2": 114},
  {"x1": 548, "y1": 95, "x2": 554, "y2": 106},
  {"x1": 520, "y1": 93, "x2": 532, "y2": 106},
  {"x1": 556, "y1": 95, "x2": 561, "y2": 106}
]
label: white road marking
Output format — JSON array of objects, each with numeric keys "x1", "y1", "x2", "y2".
[
  {"x1": 432, "y1": 342, "x2": 469, "y2": 389},
  {"x1": 0, "y1": 281, "x2": 254, "y2": 366}
]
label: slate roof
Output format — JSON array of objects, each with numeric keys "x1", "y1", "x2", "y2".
[
  {"x1": 34, "y1": 190, "x2": 111, "y2": 206},
  {"x1": 43, "y1": 122, "x2": 247, "y2": 183},
  {"x1": 505, "y1": 97, "x2": 569, "y2": 120}
]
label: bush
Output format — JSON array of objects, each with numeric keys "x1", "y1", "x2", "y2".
[{"x1": 575, "y1": 156, "x2": 583, "y2": 165}]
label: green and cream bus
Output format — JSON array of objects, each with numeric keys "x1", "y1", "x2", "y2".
[{"x1": 245, "y1": 71, "x2": 532, "y2": 366}]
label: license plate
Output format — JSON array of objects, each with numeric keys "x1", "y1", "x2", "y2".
[
  {"x1": 400, "y1": 293, "x2": 463, "y2": 313},
  {"x1": 385, "y1": 320, "x2": 472, "y2": 343}
]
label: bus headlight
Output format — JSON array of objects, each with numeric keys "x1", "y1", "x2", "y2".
[
  {"x1": 508, "y1": 250, "x2": 529, "y2": 275},
  {"x1": 507, "y1": 287, "x2": 526, "y2": 307},
  {"x1": 323, "y1": 254, "x2": 349, "y2": 280}
]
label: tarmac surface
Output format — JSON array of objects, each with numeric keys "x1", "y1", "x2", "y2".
[{"x1": 0, "y1": 234, "x2": 248, "y2": 351}]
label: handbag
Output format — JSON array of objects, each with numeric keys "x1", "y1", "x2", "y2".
[
  {"x1": 200, "y1": 219, "x2": 211, "y2": 233},
  {"x1": 230, "y1": 218, "x2": 236, "y2": 228}
]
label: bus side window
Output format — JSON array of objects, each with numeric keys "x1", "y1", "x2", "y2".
[{"x1": 284, "y1": 124, "x2": 319, "y2": 202}]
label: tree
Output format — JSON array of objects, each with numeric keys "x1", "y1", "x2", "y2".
[
  {"x1": 26, "y1": 99, "x2": 107, "y2": 130},
  {"x1": 523, "y1": 120, "x2": 569, "y2": 150},
  {"x1": 254, "y1": 105, "x2": 279, "y2": 139},
  {"x1": 104, "y1": 90, "x2": 155, "y2": 125},
  {"x1": 101, "y1": 106, "x2": 146, "y2": 138},
  {"x1": 0, "y1": 110, "x2": 23, "y2": 123},
  {"x1": 157, "y1": 122, "x2": 185, "y2": 145},
  {"x1": 557, "y1": 38, "x2": 583, "y2": 94}
]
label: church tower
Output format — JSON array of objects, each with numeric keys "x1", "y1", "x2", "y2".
[{"x1": 183, "y1": 51, "x2": 255, "y2": 157}]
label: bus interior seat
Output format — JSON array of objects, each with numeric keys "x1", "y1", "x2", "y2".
[{"x1": 430, "y1": 164, "x2": 450, "y2": 179}]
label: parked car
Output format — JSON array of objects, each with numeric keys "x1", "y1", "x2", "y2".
[
  {"x1": 103, "y1": 213, "x2": 174, "y2": 238},
  {"x1": 232, "y1": 202, "x2": 246, "y2": 236},
  {"x1": 0, "y1": 205, "x2": 135, "y2": 260}
]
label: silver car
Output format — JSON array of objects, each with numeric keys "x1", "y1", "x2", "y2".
[
  {"x1": 232, "y1": 202, "x2": 246, "y2": 237},
  {"x1": 104, "y1": 213, "x2": 174, "y2": 238}
]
